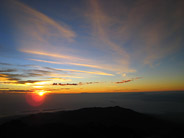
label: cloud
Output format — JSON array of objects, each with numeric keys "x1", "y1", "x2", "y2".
[
  {"x1": 0, "y1": 72, "x2": 47, "y2": 85},
  {"x1": 27, "y1": 70, "x2": 52, "y2": 75},
  {"x1": 22, "y1": 64, "x2": 113, "y2": 77},
  {"x1": 11, "y1": 0, "x2": 75, "y2": 40},
  {"x1": 16, "y1": 80, "x2": 44, "y2": 84},
  {"x1": 0, "y1": 63, "x2": 87, "y2": 82},
  {"x1": 47, "y1": 75, "x2": 83, "y2": 79},
  {"x1": 53, "y1": 83, "x2": 78, "y2": 86},
  {"x1": 22, "y1": 50, "x2": 86, "y2": 62},
  {"x1": 88, "y1": 0, "x2": 130, "y2": 65},
  {"x1": 0, "y1": 72, "x2": 44, "y2": 79},
  {"x1": 21, "y1": 49, "x2": 126, "y2": 73},
  {"x1": 0, "y1": 67, "x2": 52, "y2": 85},
  {"x1": 51, "y1": 77, "x2": 142, "y2": 87},
  {"x1": 28, "y1": 58, "x2": 103, "y2": 69},
  {"x1": 115, "y1": 77, "x2": 143, "y2": 84},
  {"x1": 116, "y1": 0, "x2": 184, "y2": 66},
  {"x1": 55, "y1": 68, "x2": 114, "y2": 76},
  {"x1": 0, "y1": 63, "x2": 12, "y2": 66},
  {"x1": 115, "y1": 79, "x2": 132, "y2": 84},
  {"x1": 78, "y1": 82, "x2": 100, "y2": 85},
  {"x1": 0, "y1": 64, "x2": 84, "y2": 85},
  {"x1": 5, "y1": 0, "x2": 136, "y2": 74},
  {"x1": 52, "y1": 81, "x2": 101, "y2": 86},
  {"x1": 5, "y1": 0, "x2": 76, "y2": 58},
  {"x1": 0, "y1": 69, "x2": 17, "y2": 72},
  {"x1": 38, "y1": 65, "x2": 114, "y2": 77},
  {"x1": 2, "y1": 0, "x2": 182, "y2": 93},
  {"x1": 0, "y1": 73, "x2": 19, "y2": 84},
  {"x1": 0, "y1": 90, "x2": 33, "y2": 93},
  {"x1": 25, "y1": 52, "x2": 135, "y2": 73},
  {"x1": 86, "y1": 0, "x2": 184, "y2": 67}
]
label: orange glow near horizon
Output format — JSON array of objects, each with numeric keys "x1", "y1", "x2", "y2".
[{"x1": 25, "y1": 90, "x2": 49, "y2": 106}]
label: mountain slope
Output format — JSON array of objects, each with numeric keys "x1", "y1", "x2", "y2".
[{"x1": 0, "y1": 106, "x2": 183, "y2": 138}]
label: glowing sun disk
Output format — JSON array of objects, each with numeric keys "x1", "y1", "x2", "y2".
[{"x1": 37, "y1": 91, "x2": 45, "y2": 96}]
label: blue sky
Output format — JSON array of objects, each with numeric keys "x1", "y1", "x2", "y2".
[{"x1": 0, "y1": 0, "x2": 184, "y2": 93}]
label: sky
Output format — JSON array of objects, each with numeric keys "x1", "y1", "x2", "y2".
[{"x1": 0, "y1": 0, "x2": 184, "y2": 94}]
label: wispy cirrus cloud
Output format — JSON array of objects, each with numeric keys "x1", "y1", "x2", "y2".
[
  {"x1": 24, "y1": 63, "x2": 114, "y2": 76},
  {"x1": 5, "y1": 0, "x2": 76, "y2": 58},
  {"x1": 22, "y1": 50, "x2": 86, "y2": 62},
  {"x1": 116, "y1": 0, "x2": 184, "y2": 66},
  {"x1": 28, "y1": 58, "x2": 103, "y2": 69},
  {"x1": 11, "y1": 0, "x2": 76, "y2": 40},
  {"x1": 87, "y1": 0, "x2": 130, "y2": 66},
  {"x1": 25, "y1": 52, "x2": 135, "y2": 73},
  {"x1": 5, "y1": 0, "x2": 137, "y2": 75},
  {"x1": 55, "y1": 68, "x2": 114, "y2": 76},
  {"x1": 86, "y1": 0, "x2": 184, "y2": 67}
]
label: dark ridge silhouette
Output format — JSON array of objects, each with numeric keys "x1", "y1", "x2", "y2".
[{"x1": 0, "y1": 106, "x2": 183, "y2": 138}]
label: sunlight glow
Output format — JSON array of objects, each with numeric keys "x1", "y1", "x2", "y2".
[
  {"x1": 37, "y1": 91, "x2": 45, "y2": 96},
  {"x1": 25, "y1": 90, "x2": 50, "y2": 106}
]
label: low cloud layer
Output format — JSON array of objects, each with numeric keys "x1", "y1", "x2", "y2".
[
  {"x1": 115, "y1": 77, "x2": 143, "y2": 84},
  {"x1": 52, "y1": 77, "x2": 143, "y2": 86}
]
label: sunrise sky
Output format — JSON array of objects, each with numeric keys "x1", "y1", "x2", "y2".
[{"x1": 0, "y1": 0, "x2": 184, "y2": 94}]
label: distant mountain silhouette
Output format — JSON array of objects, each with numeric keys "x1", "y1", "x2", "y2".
[{"x1": 0, "y1": 106, "x2": 183, "y2": 138}]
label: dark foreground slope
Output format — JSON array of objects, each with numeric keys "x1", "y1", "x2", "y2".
[{"x1": 0, "y1": 106, "x2": 183, "y2": 138}]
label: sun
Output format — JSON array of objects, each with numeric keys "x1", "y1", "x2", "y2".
[
  {"x1": 34, "y1": 90, "x2": 47, "y2": 96},
  {"x1": 26, "y1": 89, "x2": 51, "y2": 106},
  {"x1": 35, "y1": 90, "x2": 47, "y2": 96},
  {"x1": 35, "y1": 90, "x2": 50, "y2": 96},
  {"x1": 38, "y1": 91, "x2": 45, "y2": 96},
  {"x1": 26, "y1": 90, "x2": 46, "y2": 107}
]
